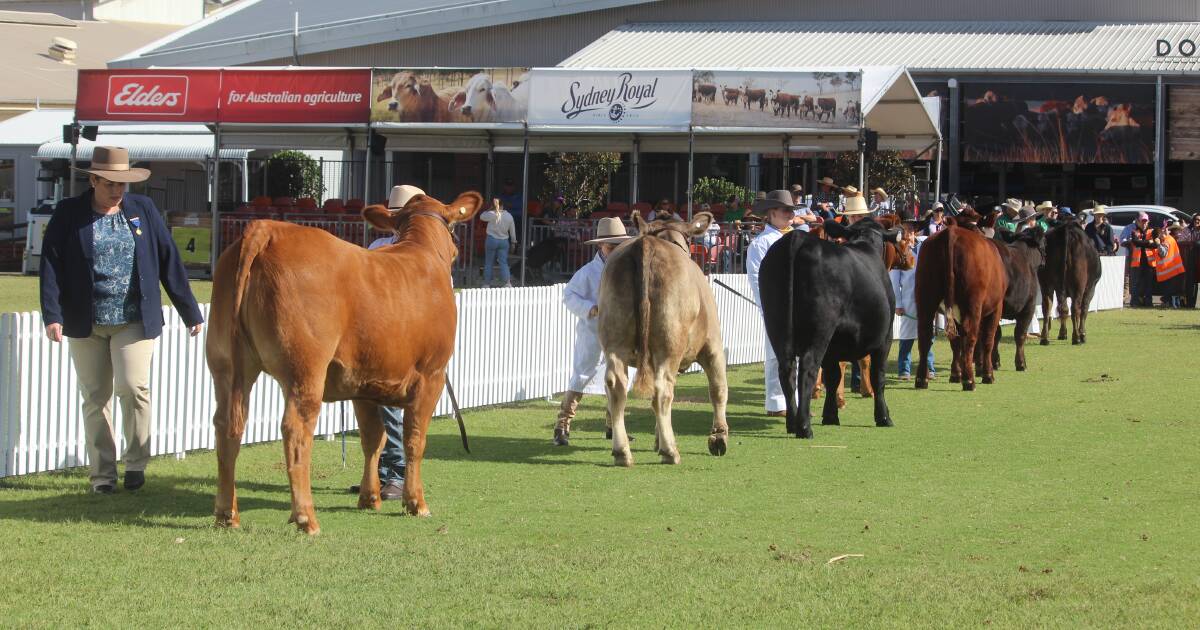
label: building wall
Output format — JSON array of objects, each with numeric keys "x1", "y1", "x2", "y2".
[{"x1": 259, "y1": 0, "x2": 1200, "y2": 68}]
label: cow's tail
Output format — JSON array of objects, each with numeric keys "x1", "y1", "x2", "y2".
[
  {"x1": 631, "y1": 240, "x2": 655, "y2": 397},
  {"x1": 226, "y1": 225, "x2": 271, "y2": 439},
  {"x1": 945, "y1": 227, "x2": 957, "y2": 324}
]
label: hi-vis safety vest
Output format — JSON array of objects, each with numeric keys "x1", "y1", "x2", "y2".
[
  {"x1": 1156, "y1": 234, "x2": 1185, "y2": 282},
  {"x1": 1130, "y1": 229, "x2": 1159, "y2": 268}
]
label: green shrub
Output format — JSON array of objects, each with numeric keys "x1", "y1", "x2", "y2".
[
  {"x1": 691, "y1": 177, "x2": 752, "y2": 205},
  {"x1": 265, "y1": 150, "x2": 325, "y2": 200}
]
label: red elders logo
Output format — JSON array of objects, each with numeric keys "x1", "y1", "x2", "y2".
[{"x1": 106, "y1": 75, "x2": 189, "y2": 115}]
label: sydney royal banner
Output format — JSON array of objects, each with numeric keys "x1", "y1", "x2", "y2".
[
  {"x1": 220, "y1": 69, "x2": 370, "y2": 123},
  {"x1": 527, "y1": 69, "x2": 692, "y2": 128},
  {"x1": 76, "y1": 69, "x2": 221, "y2": 122}
]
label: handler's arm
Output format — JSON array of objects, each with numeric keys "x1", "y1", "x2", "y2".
[{"x1": 562, "y1": 270, "x2": 595, "y2": 320}]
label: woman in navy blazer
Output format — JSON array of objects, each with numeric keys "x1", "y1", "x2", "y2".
[{"x1": 39, "y1": 146, "x2": 203, "y2": 494}]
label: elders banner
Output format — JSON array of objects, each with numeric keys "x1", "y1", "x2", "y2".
[
  {"x1": 76, "y1": 69, "x2": 221, "y2": 122},
  {"x1": 220, "y1": 69, "x2": 370, "y2": 123},
  {"x1": 527, "y1": 69, "x2": 692, "y2": 128}
]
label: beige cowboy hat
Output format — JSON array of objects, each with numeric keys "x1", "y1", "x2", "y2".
[
  {"x1": 751, "y1": 189, "x2": 798, "y2": 214},
  {"x1": 871, "y1": 187, "x2": 888, "y2": 200},
  {"x1": 1091, "y1": 204, "x2": 1108, "y2": 216},
  {"x1": 1036, "y1": 201, "x2": 1057, "y2": 214},
  {"x1": 387, "y1": 184, "x2": 425, "y2": 209},
  {"x1": 840, "y1": 195, "x2": 871, "y2": 216},
  {"x1": 73, "y1": 146, "x2": 150, "y2": 183},
  {"x1": 1002, "y1": 198, "x2": 1022, "y2": 214},
  {"x1": 842, "y1": 185, "x2": 861, "y2": 196},
  {"x1": 585, "y1": 217, "x2": 633, "y2": 245},
  {"x1": 818, "y1": 176, "x2": 836, "y2": 187}
]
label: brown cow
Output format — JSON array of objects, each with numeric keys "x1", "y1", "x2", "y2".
[
  {"x1": 1038, "y1": 220, "x2": 1102, "y2": 345},
  {"x1": 816, "y1": 97, "x2": 838, "y2": 122},
  {"x1": 376, "y1": 72, "x2": 459, "y2": 122},
  {"x1": 799, "y1": 95, "x2": 815, "y2": 118},
  {"x1": 743, "y1": 88, "x2": 767, "y2": 110},
  {"x1": 206, "y1": 191, "x2": 483, "y2": 533},
  {"x1": 694, "y1": 83, "x2": 717, "y2": 103},
  {"x1": 598, "y1": 211, "x2": 729, "y2": 467},
  {"x1": 771, "y1": 92, "x2": 801, "y2": 118},
  {"x1": 914, "y1": 225, "x2": 1008, "y2": 390},
  {"x1": 722, "y1": 86, "x2": 742, "y2": 106}
]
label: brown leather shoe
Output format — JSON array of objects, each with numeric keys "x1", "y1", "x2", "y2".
[
  {"x1": 767, "y1": 410, "x2": 786, "y2": 417},
  {"x1": 380, "y1": 481, "x2": 405, "y2": 501}
]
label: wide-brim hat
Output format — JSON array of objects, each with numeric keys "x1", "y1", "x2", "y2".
[
  {"x1": 585, "y1": 216, "x2": 633, "y2": 244},
  {"x1": 790, "y1": 184, "x2": 804, "y2": 193},
  {"x1": 1036, "y1": 201, "x2": 1056, "y2": 214},
  {"x1": 1091, "y1": 204, "x2": 1108, "y2": 216},
  {"x1": 1018, "y1": 207, "x2": 1037, "y2": 220},
  {"x1": 73, "y1": 146, "x2": 150, "y2": 183},
  {"x1": 388, "y1": 184, "x2": 426, "y2": 209},
  {"x1": 871, "y1": 187, "x2": 888, "y2": 200},
  {"x1": 1002, "y1": 198, "x2": 1022, "y2": 214},
  {"x1": 840, "y1": 195, "x2": 870, "y2": 216},
  {"x1": 751, "y1": 189, "x2": 797, "y2": 214},
  {"x1": 818, "y1": 177, "x2": 836, "y2": 187},
  {"x1": 842, "y1": 185, "x2": 861, "y2": 196}
]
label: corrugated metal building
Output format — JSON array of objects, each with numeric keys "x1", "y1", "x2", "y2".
[{"x1": 107, "y1": 0, "x2": 1200, "y2": 209}]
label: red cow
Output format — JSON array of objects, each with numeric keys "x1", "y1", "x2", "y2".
[
  {"x1": 914, "y1": 226, "x2": 1008, "y2": 390},
  {"x1": 743, "y1": 88, "x2": 767, "y2": 110}
]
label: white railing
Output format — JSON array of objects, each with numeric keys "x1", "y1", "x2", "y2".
[{"x1": 0, "y1": 260, "x2": 1126, "y2": 479}]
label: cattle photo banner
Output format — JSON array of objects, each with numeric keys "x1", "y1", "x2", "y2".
[
  {"x1": 527, "y1": 69, "x2": 693, "y2": 128},
  {"x1": 370, "y1": 68, "x2": 530, "y2": 124},
  {"x1": 963, "y1": 84, "x2": 1156, "y2": 164},
  {"x1": 691, "y1": 70, "x2": 862, "y2": 130}
]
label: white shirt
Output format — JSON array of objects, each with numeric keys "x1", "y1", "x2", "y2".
[
  {"x1": 367, "y1": 235, "x2": 397, "y2": 250},
  {"x1": 890, "y1": 238, "x2": 922, "y2": 340},
  {"x1": 563, "y1": 252, "x2": 609, "y2": 394},
  {"x1": 746, "y1": 224, "x2": 789, "y2": 307},
  {"x1": 479, "y1": 209, "x2": 518, "y2": 241}
]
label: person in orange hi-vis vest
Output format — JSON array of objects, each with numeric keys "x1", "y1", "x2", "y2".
[
  {"x1": 1122, "y1": 212, "x2": 1160, "y2": 307},
  {"x1": 1158, "y1": 222, "x2": 1186, "y2": 307}
]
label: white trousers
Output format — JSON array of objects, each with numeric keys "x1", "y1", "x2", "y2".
[{"x1": 763, "y1": 336, "x2": 788, "y2": 412}]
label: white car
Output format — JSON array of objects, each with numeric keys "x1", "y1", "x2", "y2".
[{"x1": 1099, "y1": 205, "x2": 1193, "y2": 257}]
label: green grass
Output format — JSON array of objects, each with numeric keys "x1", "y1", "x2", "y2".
[
  {"x1": 1, "y1": 309, "x2": 1198, "y2": 627},
  {"x1": 0, "y1": 273, "x2": 212, "y2": 314}
]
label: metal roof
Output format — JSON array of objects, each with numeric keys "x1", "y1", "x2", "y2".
[
  {"x1": 0, "y1": 109, "x2": 74, "y2": 146},
  {"x1": 36, "y1": 129, "x2": 250, "y2": 161},
  {"x1": 561, "y1": 21, "x2": 1200, "y2": 76},
  {"x1": 108, "y1": 0, "x2": 658, "y2": 68}
]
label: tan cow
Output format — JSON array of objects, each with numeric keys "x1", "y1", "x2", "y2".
[
  {"x1": 206, "y1": 191, "x2": 483, "y2": 534},
  {"x1": 598, "y1": 211, "x2": 729, "y2": 467}
]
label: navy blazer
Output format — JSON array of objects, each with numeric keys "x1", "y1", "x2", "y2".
[{"x1": 40, "y1": 190, "x2": 204, "y2": 339}]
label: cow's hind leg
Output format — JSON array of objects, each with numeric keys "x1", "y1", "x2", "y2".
[
  {"x1": 1014, "y1": 306, "x2": 1035, "y2": 371},
  {"x1": 795, "y1": 352, "x2": 821, "y2": 439},
  {"x1": 352, "y1": 400, "x2": 386, "y2": 510},
  {"x1": 1079, "y1": 283, "x2": 1097, "y2": 343},
  {"x1": 401, "y1": 371, "x2": 443, "y2": 517},
  {"x1": 947, "y1": 329, "x2": 963, "y2": 384},
  {"x1": 1071, "y1": 296, "x2": 1084, "y2": 345},
  {"x1": 697, "y1": 346, "x2": 729, "y2": 457},
  {"x1": 212, "y1": 361, "x2": 259, "y2": 529},
  {"x1": 858, "y1": 357, "x2": 874, "y2": 398},
  {"x1": 281, "y1": 383, "x2": 324, "y2": 534},
  {"x1": 1039, "y1": 291, "x2": 1053, "y2": 346},
  {"x1": 870, "y1": 345, "x2": 893, "y2": 427},
  {"x1": 979, "y1": 309, "x2": 1002, "y2": 385},
  {"x1": 651, "y1": 368, "x2": 681, "y2": 465},
  {"x1": 607, "y1": 354, "x2": 633, "y2": 467},
  {"x1": 959, "y1": 310, "x2": 982, "y2": 391},
  {"x1": 820, "y1": 359, "x2": 842, "y2": 427},
  {"x1": 1057, "y1": 292, "x2": 1070, "y2": 341}
]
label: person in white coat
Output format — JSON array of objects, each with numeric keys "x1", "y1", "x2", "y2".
[
  {"x1": 554, "y1": 217, "x2": 633, "y2": 446},
  {"x1": 746, "y1": 190, "x2": 800, "y2": 416},
  {"x1": 891, "y1": 231, "x2": 936, "y2": 381}
]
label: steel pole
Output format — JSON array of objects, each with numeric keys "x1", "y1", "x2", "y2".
[
  {"x1": 363, "y1": 128, "x2": 373, "y2": 246},
  {"x1": 1155, "y1": 75, "x2": 1166, "y2": 205},
  {"x1": 520, "y1": 126, "x2": 530, "y2": 286},
  {"x1": 209, "y1": 123, "x2": 221, "y2": 278},
  {"x1": 630, "y1": 135, "x2": 640, "y2": 207},
  {"x1": 934, "y1": 140, "x2": 943, "y2": 207},
  {"x1": 69, "y1": 121, "x2": 78, "y2": 198},
  {"x1": 687, "y1": 126, "x2": 695, "y2": 219},
  {"x1": 782, "y1": 135, "x2": 790, "y2": 188}
]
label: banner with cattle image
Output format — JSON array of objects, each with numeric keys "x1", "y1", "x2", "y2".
[
  {"x1": 526, "y1": 68, "x2": 693, "y2": 128},
  {"x1": 690, "y1": 70, "x2": 862, "y2": 129},
  {"x1": 963, "y1": 84, "x2": 1155, "y2": 164},
  {"x1": 370, "y1": 68, "x2": 530, "y2": 124}
]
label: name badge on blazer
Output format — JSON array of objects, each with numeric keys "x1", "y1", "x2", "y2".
[{"x1": 129, "y1": 216, "x2": 142, "y2": 236}]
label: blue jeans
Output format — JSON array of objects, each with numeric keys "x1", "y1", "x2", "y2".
[
  {"x1": 378, "y1": 405, "x2": 405, "y2": 485},
  {"x1": 484, "y1": 236, "x2": 511, "y2": 285},
  {"x1": 896, "y1": 339, "x2": 935, "y2": 376}
]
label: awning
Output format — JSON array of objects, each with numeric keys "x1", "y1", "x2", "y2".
[{"x1": 38, "y1": 133, "x2": 251, "y2": 161}]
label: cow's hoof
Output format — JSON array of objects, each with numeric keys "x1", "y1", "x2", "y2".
[
  {"x1": 914, "y1": 379, "x2": 929, "y2": 390},
  {"x1": 357, "y1": 493, "x2": 381, "y2": 510},
  {"x1": 982, "y1": 375, "x2": 995, "y2": 385},
  {"x1": 405, "y1": 499, "x2": 431, "y2": 517},
  {"x1": 821, "y1": 416, "x2": 840, "y2": 426},
  {"x1": 1058, "y1": 332, "x2": 1068, "y2": 341},
  {"x1": 707, "y1": 435, "x2": 728, "y2": 457},
  {"x1": 1071, "y1": 339, "x2": 1081, "y2": 346},
  {"x1": 613, "y1": 450, "x2": 634, "y2": 468},
  {"x1": 859, "y1": 391, "x2": 873, "y2": 399},
  {"x1": 962, "y1": 382, "x2": 975, "y2": 392},
  {"x1": 795, "y1": 428, "x2": 814, "y2": 439},
  {"x1": 875, "y1": 417, "x2": 893, "y2": 428},
  {"x1": 1039, "y1": 338, "x2": 1050, "y2": 346},
  {"x1": 1016, "y1": 364, "x2": 1026, "y2": 372},
  {"x1": 812, "y1": 388, "x2": 823, "y2": 400},
  {"x1": 289, "y1": 513, "x2": 321, "y2": 535},
  {"x1": 214, "y1": 510, "x2": 239, "y2": 529},
  {"x1": 836, "y1": 397, "x2": 847, "y2": 409},
  {"x1": 659, "y1": 451, "x2": 681, "y2": 465},
  {"x1": 949, "y1": 374, "x2": 961, "y2": 384}
]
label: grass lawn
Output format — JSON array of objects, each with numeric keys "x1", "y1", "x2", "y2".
[
  {"x1": 1, "y1": 309, "x2": 1198, "y2": 626},
  {"x1": 0, "y1": 273, "x2": 212, "y2": 314}
]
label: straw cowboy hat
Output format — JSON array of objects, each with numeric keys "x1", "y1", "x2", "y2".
[
  {"x1": 842, "y1": 185, "x2": 861, "y2": 196},
  {"x1": 751, "y1": 189, "x2": 797, "y2": 214},
  {"x1": 1091, "y1": 204, "x2": 1108, "y2": 216},
  {"x1": 790, "y1": 183, "x2": 804, "y2": 193},
  {"x1": 1018, "y1": 206, "x2": 1037, "y2": 221},
  {"x1": 1036, "y1": 200, "x2": 1057, "y2": 214},
  {"x1": 72, "y1": 146, "x2": 149, "y2": 183},
  {"x1": 585, "y1": 217, "x2": 634, "y2": 245},
  {"x1": 1002, "y1": 198, "x2": 1022, "y2": 215},
  {"x1": 840, "y1": 195, "x2": 871, "y2": 216},
  {"x1": 387, "y1": 184, "x2": 425, "y2": 209},
  {"x1": 871, "y1": 187, "x2": 888, "y2": 200},
  {"x1": 818, "y1": 176, "x2": 837, "y2": 187}
]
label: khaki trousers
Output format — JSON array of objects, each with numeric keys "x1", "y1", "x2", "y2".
[
  {"x1": 555, "y1": 391, "x2": 612, "y2": 432},
  {"x1": 68, "y1": 323, "x2": 156, "y2": 488}
]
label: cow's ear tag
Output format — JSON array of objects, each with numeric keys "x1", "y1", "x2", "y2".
[
  {"x1": 895, "y1": 231, "x2": 903, "y2": 243},
  {"x1": 459, "y1": 206, "x2": 467, "y2": 215}
]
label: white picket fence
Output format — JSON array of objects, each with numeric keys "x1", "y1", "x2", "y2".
[{"x1": 0, "y1": 259, "x2": 1126, "y2": 479}]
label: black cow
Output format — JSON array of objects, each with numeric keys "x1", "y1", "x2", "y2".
[
  {"x1": 758, "y1": 219, "x2": 903, "y2": 439},
  {"x1": 1038, "y1": 221, "x2": 1102, "y2": 345},
  {"x1": 986, "y1": 228, "x2": 1045, "y2": 371}
]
